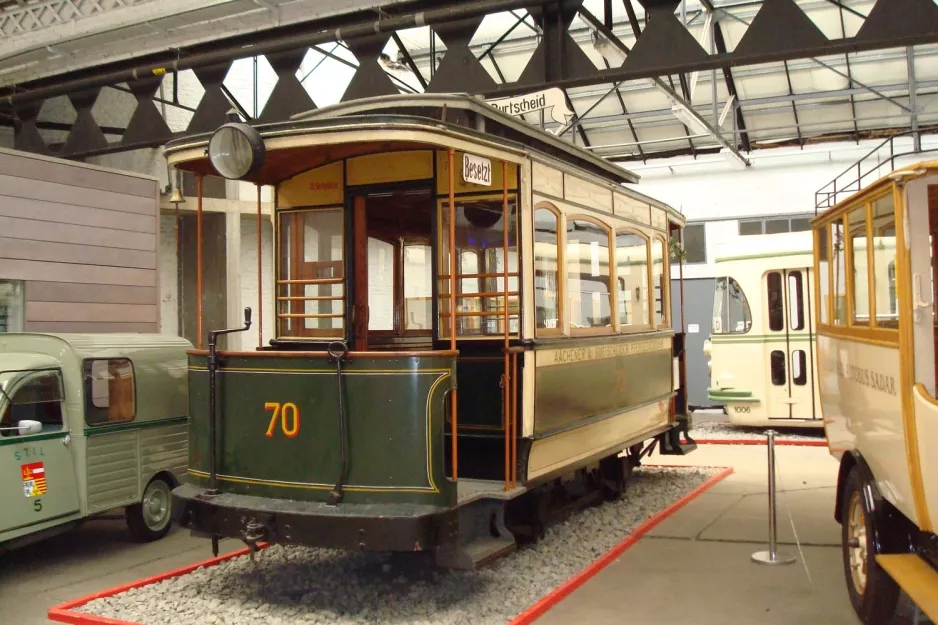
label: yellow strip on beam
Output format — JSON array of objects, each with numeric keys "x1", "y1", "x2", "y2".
[{"x1": 876, "y1": 554, "x2": 938, "y2": 622}]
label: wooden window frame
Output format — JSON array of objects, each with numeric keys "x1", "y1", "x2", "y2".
[
  {"x1": 652, "y1": 234, "x2": 670, "y2": 329},
  {"x1": 565, "y1": 214, "x2": 616, "y2": 337},
  {"x1": 869, "y1": 190, "x2": 900, "y2": 332},
  {"x1": 614, "y1": 227, "x2": 653, "y2": 334},
  {"x1": 846, "y1": 202, "x2": 872, "y2": 328},
  {"x1": 533, "y1": 202, "x2": 564, "y2": 337},
  {"x1": 275, "y1": 206, "x2": 347, "y2": 340},
  {"x1": 436, "y1": 194, "x2": 521, "y2": 341}
]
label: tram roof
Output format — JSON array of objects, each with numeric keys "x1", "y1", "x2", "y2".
[
  {"x1": 813, "y1": 159, "x2": 938, "y2": 224},
  {"x1": 164, "y1": 93, "x2": 640, "y2": 187}
]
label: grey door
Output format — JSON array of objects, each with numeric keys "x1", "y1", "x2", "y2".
[{"x1": 672, "y1": 277, "x2": 717, "y2": 409}]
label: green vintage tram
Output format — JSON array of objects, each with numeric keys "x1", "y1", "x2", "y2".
[{"x1": 168, "y1": 94, "x2": 694, "y2": 568}]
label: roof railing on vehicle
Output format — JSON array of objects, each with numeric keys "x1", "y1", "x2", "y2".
[{"x1": 815, "y1": 131, "x2": 938, "y2": 215}]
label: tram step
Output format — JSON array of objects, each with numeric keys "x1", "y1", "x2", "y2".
[
  {"x1": 876, "y1": 554, "x2": 938, "y2": 622},
  {"x1": 435, "y1": 536, "x2": 517, "y2": 570}
]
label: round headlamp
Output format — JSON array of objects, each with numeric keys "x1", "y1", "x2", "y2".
[{"x1": 207, "y1": 122, "x2": 265, "y2": 180}]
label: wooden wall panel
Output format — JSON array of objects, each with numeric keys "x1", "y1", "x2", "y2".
[{"x1": 0, "y1": 150, "x2": 160, "y2": 334}]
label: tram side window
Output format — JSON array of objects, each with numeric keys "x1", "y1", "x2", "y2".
[
  {"x1": 439, "y1": 198, "x2": 519, "y2": 337},
  {"x1": 567, "y1": 219, "x2": 612, "y2": 332},
  {"x1": 403, "y1": 244, "x2": 433, "y2": 331},
  {"x1": 278, "y1": 209, "x2": 345, "y2": 338},
  {"x1": 832, "y1": 220, "x2": 847, "y2": 325},
  {"x1": 712, "y1": 277, "x2": 752, "y2": 334},
  {"x1": 770, "y1": 351, "x2": 786, "y2": 386},
  {"x1": 817, "y1": 225, "x2": 830, "y2": 325},
  {"x1": 652, "y1": 237, "x2": 668, "y2": 326},
  {"x1": 368, "y1": 238, "x2": 395, "y2": 331},
  {"x1": 0, "y1": 371, "x2": 64, "y2": 437},
  {"x1": 849, "y1": 206, "x2": 871, "y2": 326},
  {"x1": 616, "y1": 231, "x2": 650, "y2": 329},
  {"x1": 534, "y1": 207, "x2": 561, "y2": 334},
  {"x1": 871, "y1": 194, "x2": 898, "y2": 328},
  {"x1": 767, "y1": 272, "x2": 784, "y2": 332},
  {"x1": 788, "y1": 271, "x2": 805, "y2": 331},
  {"x1": 84, "y1": 359, "x2": 135, "y2": 426},
  {"x1": 792, "y1": 350, "x2": 807, "y2": 386}
]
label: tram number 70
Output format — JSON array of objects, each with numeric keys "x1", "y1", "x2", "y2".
[{"x1": 264, "y1": 402, "x2": 300, "y2": 438}]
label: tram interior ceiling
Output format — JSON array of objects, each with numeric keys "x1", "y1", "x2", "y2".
[{"x1": 0, "y1": 0, "x2": 937, "y2": 163}]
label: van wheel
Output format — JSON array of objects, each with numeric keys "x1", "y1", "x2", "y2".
[
  {"x1": 127, "y1": 476, "x2": 173, "y2": 542},
  {"x1": 841, "y1": 467, "x2": 899, "y2": 625}
]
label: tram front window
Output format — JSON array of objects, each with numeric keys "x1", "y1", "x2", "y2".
[{"x1": 713, "y1": 277, "x2": 752, "y2": 334}]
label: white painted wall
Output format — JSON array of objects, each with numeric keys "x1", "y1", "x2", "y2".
[{"x1": 629, "y1": 135, "x2": 938, "y2": 279}]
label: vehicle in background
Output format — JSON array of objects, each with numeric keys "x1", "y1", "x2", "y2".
[
  {"x1": 705, "y1": 231, "x2": 823, "y2": 428},
  {"x1": 0, "y1": 333, "x2": 191, "y2": 550},
  {"x1": 813, "y1": 162, "x2": 938, "y2": 624}
]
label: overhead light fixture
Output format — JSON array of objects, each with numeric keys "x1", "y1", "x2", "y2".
[
  {"x1": 590, "y1": 30, "x2": 626, "y2": 66},
  {"x1": 669, "y1": 99, "x2": 710, "y2": 136},
  {"x1": 379, "y1": 51, "x2": 411, "y2": 75},
  {"x1": 720, "y1": 147, "x2": 749, "y2": 170}
]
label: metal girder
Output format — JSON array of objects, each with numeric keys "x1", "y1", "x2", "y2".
[
  {"x1": 578, "y1": 6, "x2": 747, "y2": 165},
  {"x1": 709, "y1": 12, "x2": 751, "y2": 152},
  {"x1": 5, "y1": 0, "x2": 938, "y2": 160}
]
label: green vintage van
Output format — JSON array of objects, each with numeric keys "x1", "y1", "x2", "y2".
[{"x1": 0, "y1": 333, "x2": 190, "y2": 550}]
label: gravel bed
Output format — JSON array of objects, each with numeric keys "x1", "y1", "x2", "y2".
[
  {"x1": 76, "y1": 467, "x2": 717, "y2": 625},
  {"x1": 686, "y1": 419, "x2": 826, "y2": 443}
]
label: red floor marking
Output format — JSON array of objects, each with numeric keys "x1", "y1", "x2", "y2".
[
  {"x1": 507, "y1": 466, "x2": 734, "y2": 625},
  {"x1": 682, "y1": 438, "x2": 827, "y2": 447},
  {"x1": 48, "y1": 544, "x2": 270, "y2": 625}
]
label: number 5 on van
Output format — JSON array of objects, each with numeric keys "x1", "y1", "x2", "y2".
[{"x1": 265, "y1": 402, "x2": 300, "y2": 438}]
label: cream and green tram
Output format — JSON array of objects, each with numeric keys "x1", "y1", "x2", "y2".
[
  {"x1": 812, "y1": 162, "x2": 938, "y2": 624},
  {"x1": 705, "y1": 231, "x2": 823, "y2": 427}
]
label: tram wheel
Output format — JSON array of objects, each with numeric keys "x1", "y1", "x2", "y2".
[
  {"x1": 841, "y1": 467, "x2": 899, "y2": 625},
  {"x1": 127, "y1": 475, "x2": 174, "y2": 542}
]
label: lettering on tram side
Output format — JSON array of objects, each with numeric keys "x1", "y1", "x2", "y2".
[
  {"x1": 829, "y1": 359, "x2": 898, "y2": 396},
  {"x1": 539, "y1": 338, "x2": 670, "y2": 367}
]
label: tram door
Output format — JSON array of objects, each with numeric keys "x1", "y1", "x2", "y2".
[
  {"x1": 764, "y1": 269, "x2": 817, "y2": 421},
  {"x1": 350, "y1": 188, "x2": 434, "y2": 352}
]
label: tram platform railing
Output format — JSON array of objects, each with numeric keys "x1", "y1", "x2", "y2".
[{"x1": 815, "y1": 131, "x2": 938, "y2": 215}]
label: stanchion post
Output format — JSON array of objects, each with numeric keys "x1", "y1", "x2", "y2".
[{"x1": 752, "y1": 430, "x2": 796, "y2": 565}]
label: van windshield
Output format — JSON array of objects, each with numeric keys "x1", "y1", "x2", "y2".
[{"x1": 713, "y1": 277, "x2": 752, "y2": 334}]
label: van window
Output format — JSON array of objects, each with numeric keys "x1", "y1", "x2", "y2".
[
  {"x1": 84, "y1": 359, "x2": 136, "y2": 426},
  {"x1": 712, "y1": 277, "x2": 752, "y2": 334},
  {"x1": 0, "y1": 371, "x2": 64, "y2": 437}
]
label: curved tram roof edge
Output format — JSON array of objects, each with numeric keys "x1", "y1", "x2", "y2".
[{"x1": 163, "y1": 94, "x2": 685, "y2": 228}]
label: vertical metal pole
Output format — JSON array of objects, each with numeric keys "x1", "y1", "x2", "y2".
[
  {"x1": 448, "y1": 147, "x2": 458, "y2": 481},
  {"x1": 752, "y1": 430, "x2": 796, "y2": 565},
  {"x1": 257, "y1": 185, "x2": 263, "y2": 349},
  {"x1": 908, "y1": 46, "x2": 921, "y2": 153},
  {"x1": 197, "y1": 175, "x2": 204, "y2": 349},
  {"x1": 503, "y1": 161, "x2": 511, "y2": 492}
]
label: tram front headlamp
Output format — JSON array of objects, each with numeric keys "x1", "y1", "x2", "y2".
[{"x1": 207, "y1": 122, "x2": 265, "y2": 180}]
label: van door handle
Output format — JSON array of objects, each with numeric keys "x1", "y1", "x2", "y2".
[{"x1": 62, "y1": 434, "x2": 71, "y2": 446}]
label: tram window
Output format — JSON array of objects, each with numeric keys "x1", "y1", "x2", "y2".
[
  {"x1": 788, "y1": 272, "x2": 805, "y2": 331},
  {"x1": 534, "y1": 207, "x2": 561, "y2": 333},
  {"x1": 278, "y1": 209, "x2": 345, "y2": 338},
  {"x1": 567, "y1": 219, "x2": 612, "y2": 332},
  {"x1": 368, "y1": 238, "x2": 395, "y2": 331},
  {"x1": 652, "y1": 237, "x2": 668, "y2": 326},
  {"x1": 767, "y1": 272, "x2": 784, "y2": 332},
  {"x1": 0, "y1": 371, "x2": 64, "y2": 437},
  {"x1": 403, "y1": 244, "x2": 432, "y2": 331},
  {"x1": 439, "y1": 198, "x2": 519, "y2": 337},
  {"x1": 792, "y1": 350, "x2": 807, "y2": 385},
  {"x1": 770, "y1": 350, "x2": 786, "y2": 386},
  {"x1": 84, "y1": 359, "x2": 135, "y2": 425},
  {"x1": 849, "y1": 206, "x2": 871, "y2": 326},
  {"x1": 712, "y1": 277, "x2": 752, "y2": 334},
  {"x1": 832, "y1": 220, "x2": 847, "y2": 325},
  {"x1": 817, "y1": 225, "x2": 830, "y2": 325},
  {"x1": 616, "y1": 231, "x2": 650, "y2": 328},
  {"x1": 871, "y1": 194, "x2": 898, "y2": 328}
]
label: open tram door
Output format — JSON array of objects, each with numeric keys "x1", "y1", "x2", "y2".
[{"x1": 763, "y1": 267, "x2": 818, "y2": 422}]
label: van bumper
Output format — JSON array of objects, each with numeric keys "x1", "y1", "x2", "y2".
[{"x1": 171, "y1": 483, "x2": 457, "y2": 552}]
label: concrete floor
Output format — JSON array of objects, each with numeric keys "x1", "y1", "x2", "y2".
[
  {"x1": 0, "y1": 444, "x2": 913, "y2": 625},
  {"x1": 537, "y1": 445, "x2": 865, "y2": 625},
  {"x1": 0, "y1": 517, "x2": 242, "y2": 625}
]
